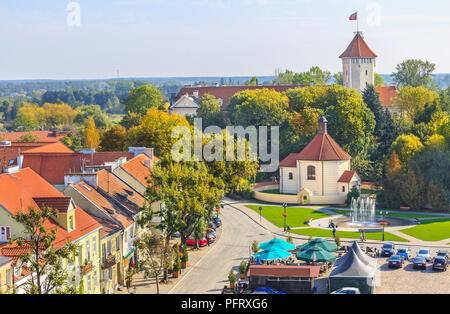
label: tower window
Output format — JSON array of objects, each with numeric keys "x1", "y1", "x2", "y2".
[
  {"x1": 366, "y1": 70, "x2": 368, "y2": 76},
  {"x1": 288, "y1": 172, "x2": 293, "y2": 180}
]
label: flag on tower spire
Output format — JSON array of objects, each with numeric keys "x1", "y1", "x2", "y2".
[{"x1": 349, "y1": 12, "x2": 358, "y2": 21}]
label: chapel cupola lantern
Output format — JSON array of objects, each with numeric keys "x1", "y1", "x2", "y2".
[{"x1": 318, "y1": 116, "x2": 328, "y2": 134}]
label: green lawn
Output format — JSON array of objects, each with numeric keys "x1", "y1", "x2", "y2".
[
  {"x1": 246, "y1": 205, "x2": 331, "y2": 228},
  {"x1": 399, "y1": 219, "x2": 450, "y2": 242},
  {"x1": 290, "y1": 228, "x2": 409, "y2": 242}
]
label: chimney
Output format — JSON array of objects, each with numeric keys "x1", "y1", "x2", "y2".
[
  {"x1": 318, "y1": 116, "x2": 328, "y2": 134},
  {"x1": 144, "y1": 159, "x2": 152, "y2": 169}
]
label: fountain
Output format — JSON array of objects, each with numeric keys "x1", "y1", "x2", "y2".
[{"x1": 349, "y1": 196, "x2": 378, "y2": 227}]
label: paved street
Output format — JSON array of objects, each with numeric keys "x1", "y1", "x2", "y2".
[{"x1": 168, "y1": 201, "x2": 274, "y2": 294}]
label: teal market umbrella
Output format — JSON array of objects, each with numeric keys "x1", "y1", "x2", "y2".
[
  {"x1": 298, "y1": 238, "x2": 338, "y2": 252},
  {"x1": 296, "y1": 247, "x2": 336, "y2": 263},
  {"x1": 253, "y1": 249, "x2": 292, "y2": 261},
  {"x1": 259, "y1": 238, "x2": 296, "y2": 251}
]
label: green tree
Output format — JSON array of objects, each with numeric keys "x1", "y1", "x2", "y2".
[
  {"x1": 133, "y1": 229, "x2": 175, "y2": 293},
  {"x1": 374, "y1": 73, "x2": 384, "y2": 87},
  {"x1": 140, "y1": 160, "x2": 224, "y2": 248},
  {"x1": 392, "y1": 59, "x2": 436, "y2": 88},
  {"x1": 74, "y1": 105, "x2": 111, "y2": 129},
  {"x1": 99, "y1": 125, "x2": 127, "y2": 152},
  {"x1": 196, "y1": 94, "x2": 225, "y2": 128},
  {"x1": 127, "y1": 107, "x2": 191, "y2": 158},
  {"x1": 245, "y1": 77, "x2": 259, "y2": 86},
  {"x1": 228, "y1": 88, "x2": 292, "y2": 127},
  {"x1": 12, "y1": 206, "x2": 79, "y2": 294},
  {"x1": 393, "y1": 86, "x2": 439, "y2": 121},
  {"x1": 123, "y1": 85, "x2": 165, "y2": 116}
]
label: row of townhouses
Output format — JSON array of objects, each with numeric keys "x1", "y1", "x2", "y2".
[{"x1": 0, "y1": 133, "x2": 159, "y2": 294}]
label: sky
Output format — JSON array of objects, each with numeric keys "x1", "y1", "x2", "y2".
[{"x1": 0, "y1": 0, "x2": 449, "y2": 80}]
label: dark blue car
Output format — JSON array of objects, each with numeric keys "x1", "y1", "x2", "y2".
[
  {"x1": 381, "y1": 243, "x2": 395, "y2": 257},
  {"x1": 213, "y1": 216, "x2": 222, "y2": 227}
]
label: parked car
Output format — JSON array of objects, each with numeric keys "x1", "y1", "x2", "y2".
[
  {"x1": 396, "y1": 247, "x2": 411, "y2": 260},
  {"x1": 411, "y1": 256, "x2": 427, "y2": 269},
  {"x1": 186, "y1": 237, "x2": 208, "y2": 247},
  {"x1": 206, "y1": 234, "x2": 215, "y2": 243},
  {"x1": 436, "y1": 250, "x2": 449, "y2": 261},
  {"x1": 381, "y1": 243, "x2": 395, "y2": 257},
  {"x1": 417, "y1": 248, "x2": 431, "y2": 262},
  {"x1": 213, "y1": 216, "x2": 222, "y2": 227},
  {"x1": 207, "y1": 229, "x2": 216, "y2": 238},
  {"x1": 432, "y1": 256, "x2": 448, "y2": 271},
  {"x1": 387, "y1": 255, "x2": 404, "y2": 268},
  {"x1": 331, "y1": 287, "x2": 361, "y2": 294},
  {"x1": 207, "y1": 222, "x2": 217, "y2": 230}
]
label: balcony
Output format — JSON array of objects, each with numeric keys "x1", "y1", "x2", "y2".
[
  {"x1": 102, "y1": 254, "x2": 116, "y2": 269},
  {"x1": 80, "y1": 261, "x2": 93, "y2": 275}
]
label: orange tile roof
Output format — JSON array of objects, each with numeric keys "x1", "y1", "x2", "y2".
[
  {"x1": 0, "y1": 131, "x2": 66, "y2": 143},
  {"x1": 376, "y1": 86, "x2": 398, "y2": 107},
  {"x1": 339, "y1": 33, "x2": 377, "y2": 58},
  {"x1": 73, "y1": 181, "x2": 134, "y2": 231},
  {"x1": 120, "y1": 154, "x2": 157, "y2": 187},
  {"x1": 96, "y1": 169, "x2": 146, "y2": 215},
  {"x1": 0, "y1": 168, "x2": 101, "y2": 249},
  {"x1": 338, "y1": 170, "x2": 357, "y2": 183},
  {"x1": 24, "y1": 142, "x2": 74, "y2": 154},
  {"x1": 279, "y1": 153, "x2": 298, "y2": 167}
]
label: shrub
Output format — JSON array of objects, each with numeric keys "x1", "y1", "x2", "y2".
[
  {"x1": 335, "y1": 236, "x2": 341, "y2": 248},
  {"x1": 239, "y1": 261, "x2": 248, "y2": 275},
  {"x1": 173, "y1": 255, "x2": 181, "y2": 272},
  {"x1": 346, "y1": 187, "x2": 360, "y2": 205},
  {"x1": 228, "y1": 269, "x2": 237, "y2": 283},
  {"x1": 251, "y1": 240, "x2": 259, "y2": 254}
]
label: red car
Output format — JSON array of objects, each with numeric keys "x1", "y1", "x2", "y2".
[{"x1": 186, "y1": 237, "x2": 208, "y2": 247}]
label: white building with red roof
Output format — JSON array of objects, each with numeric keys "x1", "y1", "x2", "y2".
[{"x1": 279, "y1": 117, "x2": 361, "y2": 205}]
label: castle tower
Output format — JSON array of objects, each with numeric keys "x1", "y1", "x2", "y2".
[{"x1": 339, "y1": 32, "x2": 377, "y2": 93}]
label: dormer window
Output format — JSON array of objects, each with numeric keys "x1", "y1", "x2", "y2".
[{"x1": 69, "y1": 215, "x2": 74, "y2": 231}]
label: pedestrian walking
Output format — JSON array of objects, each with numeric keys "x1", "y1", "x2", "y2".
[
  {"x1": 361, "y1": 229, "x2": 366, "y2": 242},
  {"x1": 332, "y1": 227, "x2": 336, "y2": 238}
]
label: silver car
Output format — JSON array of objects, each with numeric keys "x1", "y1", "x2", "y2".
[{"x1": 417, "y1": 248, "x2": 431, "y2": 262}]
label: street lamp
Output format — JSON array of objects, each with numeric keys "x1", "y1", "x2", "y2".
[
  {"x1": 258, "y1": 207, "x2": 262, "y2": 223},
  {"x1": 282, "y1": 203, "x2": 287, "y2": 232}
]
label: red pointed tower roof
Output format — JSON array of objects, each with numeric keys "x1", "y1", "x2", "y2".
[
  {"x1": 279, "y1": 117, "x2": 351, "y2": 166},
  {"x1": 339, "y1": 33, "x2": 377, "y2": 59}
]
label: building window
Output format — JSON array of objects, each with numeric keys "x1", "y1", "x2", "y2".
[
  {"x1": 288, "y1": 172, "x2": 293, "y2": 180},
  {"x1": 86, "y1": 239, "x2": 91, "y2": 262},
  {"x1": 69, "y1": 215, "x2": 74, "y2": 231},
  {"x1": 94, "y1": 270, "x2": 98, "y2": 289},
  {"x1": 307, "y1": 166, "x2": 316, "y2": 180},
  {"x1": 93, "y1": 236, "x2": 97, "y2": 257},
  {"x1": 107, "y1": 240, "x2": 111, "y2": 256},
  {"x1": 342, "y1": 186, "x2": 346, "y2": 193},
  {"x1": 116, "y1": 237, "x2": 120, "y2": 252},
  {"x1": 102, "y1": 243, "x2": 106, "y2": 260},
  {"x1": 87, "y1": 274, "x2": 92, "y2": 294}
]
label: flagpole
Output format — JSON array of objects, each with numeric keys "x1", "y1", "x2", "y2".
[{"x1": 357, "y1": 11, "x2": 359, "y2": 34}]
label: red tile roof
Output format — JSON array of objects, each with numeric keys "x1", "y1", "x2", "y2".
[
  {"x1": 376, "y1": 86, "x2": 398, "y2": 107},
  {"x1": 280, "y1": 133, "x2": 351, "y2": 165},
  {"x1": 279, "y1": 153, "x2": 299, "y2": 167},
  {"x1": 337, "y1": 170, "x2": 357, "y2": 183},
  {"x1": 339, "y1": 33, "x2": 377, "y2": 58},
  {"x1": 0, "y1": 168, "x2": 101, "y2": 249},
  {"x1": 175, "y1": 85, "x2": 299, "y2": 111},
  {"x1": 0, "y1": 131, "x2": 66, "y2": 143},
  {"x1": 249, "y1": 265, "x2": 321, "y2": 278},
  {"x1": 82, "y1": 152, "x2": 134, "y2": 167}
]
